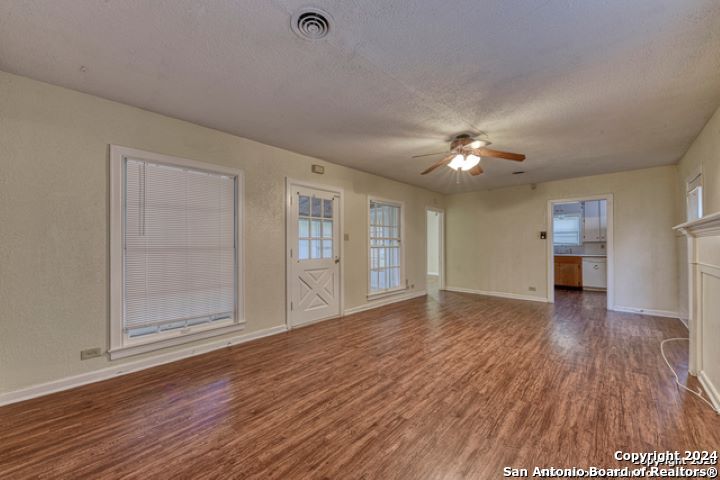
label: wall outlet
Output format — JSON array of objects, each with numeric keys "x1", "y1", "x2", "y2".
[
  {"x1": 528, "y1": 286, "x2": 537, "y2": 292},
  {"x1": 81, "y1": 347, "x2": 103, "y2": 360}
]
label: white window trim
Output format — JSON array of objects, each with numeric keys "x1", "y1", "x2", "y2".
[
  {"x1": 367, "y1": 196, "x2": 407, "y2": 300},
  {"x1": 109, "y1": 145, "x2": 245, "y2": 360},
  {"x1": 686, "y1": 172, "x2": 704, "y2": 222}
]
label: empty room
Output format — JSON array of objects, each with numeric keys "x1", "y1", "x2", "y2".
[{"x1": 2, "y1": 1, "x2": 720, "y2": 478}]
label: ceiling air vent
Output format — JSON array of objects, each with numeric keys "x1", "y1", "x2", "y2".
[{"x1": 291, "y1": 8, "x2": 332, "y2": 40}]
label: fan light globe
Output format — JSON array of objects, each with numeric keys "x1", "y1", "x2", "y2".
[
  {"x1": 469, "y1": 140, "x2": 487, "y2": 149},
  {"x1": 461, "y1": 154, "x2": 481, "y2": 171},
  {"x1": 448, "y1": 154, "x2": 465, "y2": 171}
]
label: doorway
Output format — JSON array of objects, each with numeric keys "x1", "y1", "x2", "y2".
[
  {"x1": 426, "y1": 207, "x2": 444, "y2": 296},
  {"x1": 547, "y1": 194, "x2": 614, "y2": 309},
  {"x1": 286, "y1": 179, "x2": 343, "y2": 328}
]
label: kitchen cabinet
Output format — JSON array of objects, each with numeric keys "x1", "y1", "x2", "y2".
[
  {"x1": 582, "y1": 257, "x2": 607, "y2": 290},
  {"x1": 583, "y1": 200, "x2": 606, "y2": 242},
  {"x1": 599, "y1": 201, "x2": 607, "y2": 239},
  {"x1": 554, "y1": 256, "x2": 582, "y2": 288}
]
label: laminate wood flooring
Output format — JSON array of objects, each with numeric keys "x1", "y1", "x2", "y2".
[{"x1": 1, "y1": 290, "x2": 718, "y2": 479}]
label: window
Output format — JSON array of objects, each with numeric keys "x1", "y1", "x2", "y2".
[
  {"x1": 553, "y1": 213, "x2": 582, "y2": 246},
  {"x1": 687, "y1": 174, "x2": 703, "y2": 221},
  {"x1": 297, "y1": 194, "x2": 334, "y2": 260},
  {"x1": 369, "y1": 199, "x2": 404, "y2": 295},
  {"x1": 110, "y1": 146, "x2": 243, "y2": 359}
]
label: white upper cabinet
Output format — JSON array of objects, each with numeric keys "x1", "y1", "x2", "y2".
[
  {"x1": 598, "y1": 200, "x2": 607, "y2": 240},
  {"x1": 583, "y1": 200, "x2": 607, "y2": 242}
]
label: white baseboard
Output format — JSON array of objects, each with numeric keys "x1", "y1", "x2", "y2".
[
  {"x1": 444, "y1": 286, "x2": 548, "y2": 303},
  {"x1": 0, "y1": 325, "x2": 288, "y2": 407},
  {"x1": 611, "y1": 305, "x2": 680, "y2": 319},
  {"x1": 698, "y1": 370, "x2": 720, "y2": 414},
  {"x1": 343, "y1": 290, "x2": 427, "y2": 316}
]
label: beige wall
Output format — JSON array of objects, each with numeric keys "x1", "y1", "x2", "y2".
[
  {"x1": 445, "y1": 166, "x2": 680, "y2": 313},
  {"x1": 676, "y1": 104, "x2": 720, "y2": 398},
  {"x1": 678, "y1": 105, "x2": 720, "y2": 217},
  {"x1": 676, "y1": 104, "x2": 720, "y2": 320},
  {"x1": 0, "y1": 71, "x2": 443, "y2": 394}
]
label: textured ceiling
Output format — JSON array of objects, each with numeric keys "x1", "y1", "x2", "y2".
[{"x1": 1, "y1": 0, "x2": 719, "y2": 193}]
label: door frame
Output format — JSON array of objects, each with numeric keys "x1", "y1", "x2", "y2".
[
  {"x1": 546, "y1": 194, "x2": 614, "y2": 309},
  {"x1": 285, "y1": 178, "x2": 344, "y2": 329},
  {"x1": 426, "y1": 206, "x2": 445, "y2": 290}
]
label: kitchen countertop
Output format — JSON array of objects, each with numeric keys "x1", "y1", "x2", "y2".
[{"x1": 554, "y1": 254, "x2": 607, "y2": 257}]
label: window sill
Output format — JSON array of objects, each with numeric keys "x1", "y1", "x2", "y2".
[
  {"x1": 109, "y1": 321, "x2": 246, "y2": 360},
  {"x1": 367, "y1": 287, "x2": 408, "y2": 301}
]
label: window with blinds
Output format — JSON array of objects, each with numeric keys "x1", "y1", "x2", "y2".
[
  {"x1": 369, "y1": 199, "x2": 403, "y2": 294},
  {"x1": 687, "y1": 173, "x2": 703, "y2": 222},
  {"x1": 553, "y1": 213, "x2": 582, "y2": 246},
  {"x1": 110, "y1": 146, "x2": 243, "y2": 356}
]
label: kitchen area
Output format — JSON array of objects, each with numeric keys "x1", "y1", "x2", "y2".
[{"x1": 553, "y1": 199, "x2": 608, "y2": 292}]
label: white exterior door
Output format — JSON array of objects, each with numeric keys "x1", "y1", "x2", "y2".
[{"x1": 287, "y1": 184, "x2": 341, "y2": 328}]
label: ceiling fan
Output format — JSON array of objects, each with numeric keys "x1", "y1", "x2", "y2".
[{"x1": 413, "y1": 134, "x2": 525, "y2": 176}]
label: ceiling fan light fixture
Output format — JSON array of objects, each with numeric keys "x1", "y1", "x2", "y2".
[
  {"x1": 469, "y1": 140, "x2": 488, "y2": 149},
  {"x1": 448, "y1": 154, "x2": 465, "y2": 170},
  {"x1": 461, "y1": 154, "x2": 481, "y2": 171}
]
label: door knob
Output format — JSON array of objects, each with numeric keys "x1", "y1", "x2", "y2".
[{"x1": 334, "y1": 258, "x2": 340, "y2": 264}]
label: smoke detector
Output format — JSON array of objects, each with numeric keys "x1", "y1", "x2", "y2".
[{"x1": 291, "y1": 7, "x2": 333, "y2": 40}]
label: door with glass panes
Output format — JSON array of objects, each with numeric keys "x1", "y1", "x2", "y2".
[{"x1": 288, "y1": 185, "x2": 341, "y2": 327}]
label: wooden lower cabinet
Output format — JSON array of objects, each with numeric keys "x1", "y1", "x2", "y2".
[{"x1": 554, "y1": 256, "x2": 582, "y2": 288}]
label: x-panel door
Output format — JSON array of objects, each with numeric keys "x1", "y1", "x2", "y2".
[{"x1": 288, "y1": 185, "x2": 341, "y2": 327}]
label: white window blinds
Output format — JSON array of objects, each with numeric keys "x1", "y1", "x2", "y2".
[
  {"x1": 553, "y1": 214, "x2": 582, "y2": 246},
  {"x1": 124, "y1": 159, "x2": 237, "y2": 338}
]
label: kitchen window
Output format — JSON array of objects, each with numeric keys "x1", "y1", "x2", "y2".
[
  {"x1": 110, "y1": 146, "x2": 244, "y2": 359},
  {"x1": 553, "y1": 213, "x2": 583, "y2": 246},
  {"x1": 368, "y1": 198, "x2": 404, "y2": 296}
]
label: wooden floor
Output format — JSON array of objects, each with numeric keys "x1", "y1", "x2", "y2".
[{"x1": 1, "y1": 290, "x2": 718, "y2": 479}]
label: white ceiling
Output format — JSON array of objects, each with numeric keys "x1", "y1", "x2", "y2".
[{"x1": 1, "y1": 1, "x2": 719, "y2": 194}]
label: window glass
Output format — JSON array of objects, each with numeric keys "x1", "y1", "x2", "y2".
[
  {"x1": 298, "y1": 193, "x2": 334, "y2": 260},
  {"x1": 553, "y1": 214, "x2": 582, "y2": 246},
  {"x1": 687, "y1": 174, "x2": 703, "y2": 221},
  {"x1": 299, "y1": 195, "x2": 310, "y2": 216},
  {"x1": 369, "y1": 200, "x2": 402, "y2": 292}
]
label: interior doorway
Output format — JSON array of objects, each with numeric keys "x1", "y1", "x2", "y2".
[
  {"x1": 426, "y1": 207, "x2": 444, "y2": 296},
  {"x1": 547, "y1": 194, "x2": 614, "y2": 310}
]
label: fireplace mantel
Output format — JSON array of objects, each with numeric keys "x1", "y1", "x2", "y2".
[{"x1": 674, "y1": 211, "x2": 720, "y2": 412}]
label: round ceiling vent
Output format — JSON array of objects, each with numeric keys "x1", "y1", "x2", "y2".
[{"x1": 291, "y1": 8, "x2": 332, "y2": 40}]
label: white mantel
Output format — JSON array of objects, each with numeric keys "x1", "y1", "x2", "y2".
[{"x1": 674, "y1": 211, "x2": 720, "y2": 412}]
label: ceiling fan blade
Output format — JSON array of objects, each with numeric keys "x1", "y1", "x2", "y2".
[
  {"x1": 411, "y1": 151, "x2": 449, "y2": 159},
  {"x1": 473, "y1": 147, "x2": 525, "y2": 161},
  {"x1": 420, "y1": 154, "x2": 454, "y2": 175},
  {"x1": 469, "y1": 164, "x2": 483, "y2": 176}
]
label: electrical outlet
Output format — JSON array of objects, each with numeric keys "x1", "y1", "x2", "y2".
[
  {"x1": 528, "y1": 286, "x2": 537, "y2": 292},
  {"x1": 81, "y1": 347, "x2": 103, "y2": 360}
]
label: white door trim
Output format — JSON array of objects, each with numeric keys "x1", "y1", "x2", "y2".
[
  {"x1": 426, "y1": 206, "x2": 445, "y2": 290},
  {"x1": 285, "y1": 178, "x2": 344, "y2": 329},
  {"x1": 546, "y1": 194, "x2": 614, "y2": 309}
]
